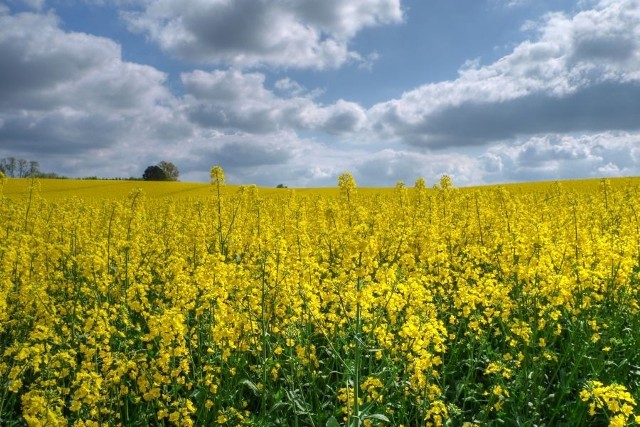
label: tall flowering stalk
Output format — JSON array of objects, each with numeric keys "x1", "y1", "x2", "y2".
[
  {"x1": 210, "y1": 166, "x2": 226, "y2": 255},
  {"x1": 338, "y1": 172, "x2": 364, "y2": 426}
]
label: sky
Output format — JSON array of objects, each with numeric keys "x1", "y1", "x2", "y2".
[{"x1": 1, "y1": 0, "x2": 640, "y2": 187}]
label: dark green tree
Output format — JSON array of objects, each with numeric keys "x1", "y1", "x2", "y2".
[{"x1": 142, "y1": 165, "x2": 167, "y2": 181}]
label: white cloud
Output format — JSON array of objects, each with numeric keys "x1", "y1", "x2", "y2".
[
  {"x1": 369, "y1": 0, "x2": 640, "y2": 149},
  {"x1": 483, "y1": 132, "x2": 640, "y2": 182},
  {"x1": 121, "y1": 0, "x2": 403, "y2": 69},
  {"x1": 181, "y1": 69, "x2": 367, "y2": 135},
  {"x1": 274, "y1": 78, "x2": 308, "y2": 97},
  {"x1": 0, "y1": 7, "x2": 373, "y2": 184}
]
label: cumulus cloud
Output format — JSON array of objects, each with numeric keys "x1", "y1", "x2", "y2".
[
  {"x1": 0, "y1": 6, "x2": 372, "y2": 184},
  {"x1": 483, "y1": 132, "x2": 640, "y2": 182},
  {"x1": 369, "y1": 0, "x2": 640, "y2": 149},
  {"x1": 181, "y1": 69, "x2": 367, "y2": 135},
  {"x1": 209, "y1": 138, "x2": 294, "y2": 169},
  {"x1": 274, "y1": 78, "x2": 308, "y2": 97},
  {"x1": 121, "y1": 0, "x2": 403, "y2": 69}
]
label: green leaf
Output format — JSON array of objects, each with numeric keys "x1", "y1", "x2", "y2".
[
  {"x1": 365, "y1": 413, "x2": 391, "y2": 423},
  {"x1": 326, "y1": 415, "x2": 340, "y2": 427},
  {"x1": 240, "y1": 379, "x2": 260, "y2": 396}
]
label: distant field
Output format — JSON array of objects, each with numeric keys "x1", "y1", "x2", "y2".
[
  {"x1": 2, "y1": 176, "x2": 640, "y2": 200},
  {"x1": 1, "y1": 178, "x2": 215, "y2": 200}
]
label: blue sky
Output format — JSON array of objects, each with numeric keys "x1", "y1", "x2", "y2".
[{"x1": 1, "y1": 0, "x2": 640, "y2": 186}]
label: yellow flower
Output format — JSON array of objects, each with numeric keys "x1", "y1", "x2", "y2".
[
  {"x1": 609, "y1": 414, "x2": 626, "y2": 427},
  {"x1": 8, "y1": 379, "x2": 22, "y2": 393},
  {"x1": 210, "y1": 166, "x2": 225, "y2": 185}
]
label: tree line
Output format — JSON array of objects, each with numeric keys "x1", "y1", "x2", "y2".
[
  {"x1": 0, "y1": 157, "x2": 41, "y2": 178},
  {"x1": 0, "y1": 158, "x2": 182, "y2": 181}
]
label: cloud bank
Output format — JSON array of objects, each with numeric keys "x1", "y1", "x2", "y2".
[
  {"x1": 370, "y1": 0, "x2": 640, "y2": 148},
  {"x1": 1, "y1": 0, "x2": 640, "y2": 187}
]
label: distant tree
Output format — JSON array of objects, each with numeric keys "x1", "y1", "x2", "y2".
[
  {"x1": 27, "y1": 161, "x2": 40, "y2": 177},
  {"x1": 158, "y1": 161, "x2": 179, "y2": 181},
  {"x1": 17, "y1": 159, "x2": 27, "y2": 178},
  {"x1": 0, "y1": 157, "x2": 16, "y2": 177},
  {"x1": 8, "y1": 157, "x2": 16, "y2": 177},
  {"x1": 142, "y1": 165, "x2": 167, "y2": 181},
  {"x1": 276, "y1": 183, "x2": 288, "y2": 188},
  {"x1": 37, "y1": 172, "x2": 67, "y2": 179}
]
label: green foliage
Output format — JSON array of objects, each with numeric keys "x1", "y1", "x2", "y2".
[
  {"x1": 142, "y1": 164, "x2": 167, "y2": 181},
  {"x1": 143, "y1": 161, "x2": 180, "y2": 181}
]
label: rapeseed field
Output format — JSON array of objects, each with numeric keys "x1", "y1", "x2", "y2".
[{"x1": 1, "y1": 170, "x2": 639, "y2": 426}]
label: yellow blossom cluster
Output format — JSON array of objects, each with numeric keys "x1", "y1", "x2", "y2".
[{"x1": 580, "y1": 381, "x2": 638, "y2": 426}]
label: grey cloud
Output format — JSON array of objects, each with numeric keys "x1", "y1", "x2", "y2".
[
  {"x1": 183, "y1": 132, "x2": 300, "y2": 173},
  {"x1": 404, "y1": 82, "x2": 640, "y2": 148},
  {"x1": 215, "y1": 141, "x2": 292, "y2": 168},
  {"x1": 571, "y1": 33, "x2": 637, "y2": 63},
  {"x1": 355, "y1": 151, "x2": 424, "y2": 186},
  {"x1": 569, "y1": 0, "x2": 640, "y2": 63},
  {"x1": 178, "y1": 131, "x2": 640, "y2": 187},
  {"x1": 478, "y1": 153, "x2": 503, "y2": 174},
  {"x1": 181, "y1": 69, "x2": 283, "y2": 133},
  {"x1": 181, "y1": 70, "x2": 271, "y2": 103},
  {"x1": 177, "y1": 131, "x2": 326, "y2": 187},
  {"x1": 0, "y1": 10, "x2": 171, "y2": 112},
  {"x1": 323, "y1": 112, "x2": 362, "y2": 134},
  {"x1": 346, "y1": 132, "x2": 640, "y2": 188},
  {"x1": 181, "y1": 69, "x2": 366, "y2": 135},
  {"x1": 185, "y1": 103, "x2": 279, "y2": 134},
  {"x1": 483, "y1": 132, "x2": 640, "y2": 183},
  {"x1": 321, "y1": 101, "x2": 367, "y2": 135},
  {"x1": 274, "y1": 78, "x2": 316, "y2": 98},
  {"x1": 180, "y1": 1, "x2": 275, "y2": 55},
  {"x1": 0, "y1": 112, "x2": 119, "y2": 154},
  {"x1": 369, "y1": 0, "x2": 640, "y2": 150},
  {"x1": 122, "y1": 0, "x2": 402, "y2": 68},
  {"x1": 0, "y1": 12, "x2": 119, "y2": 107}
]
